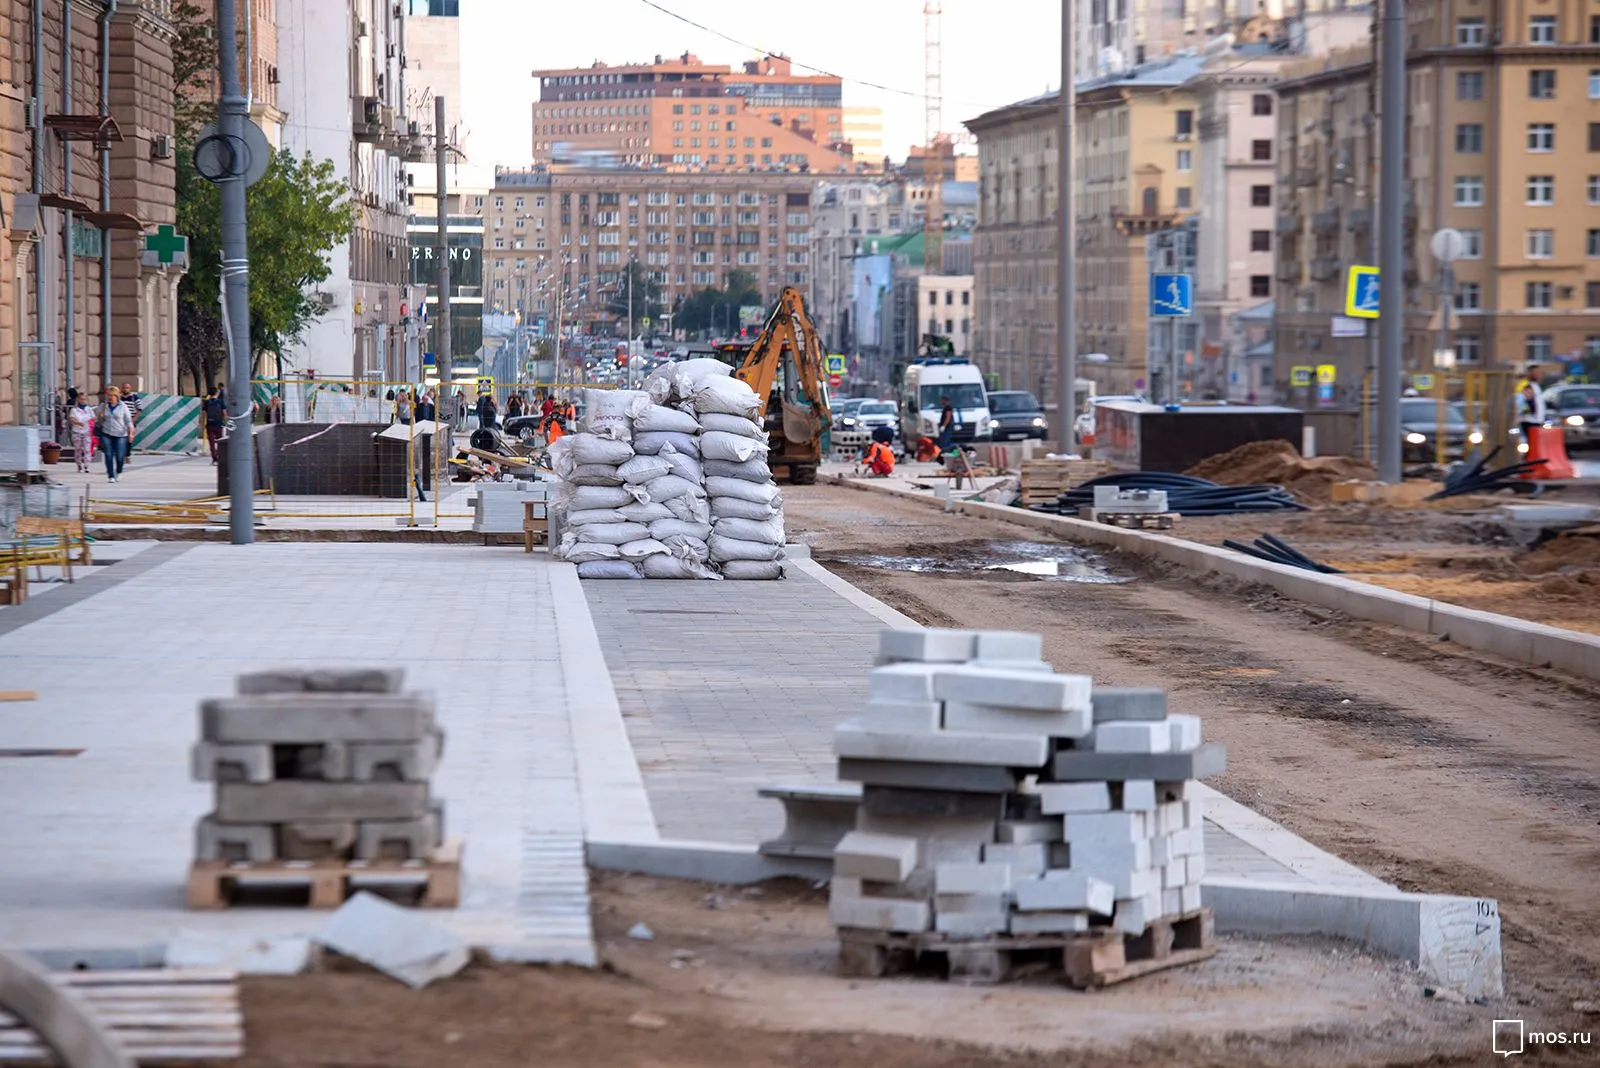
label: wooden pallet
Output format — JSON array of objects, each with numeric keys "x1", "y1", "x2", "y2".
[
  {"x1": 0, "y1": 968, "x2": 242, "y2": 1064},
  {"x1": 187, "y1": 836, "x2": 462, "y2": 910},
  {"x1": 838, "y1": 908, "x2": 1215, "y2": 989},
  {"x1": 1018, "y1": 460, "x2": 1111, "y2": 505},
  {"x1": 1097, "y1": 511, "x2": 1177, "y2": 530}
]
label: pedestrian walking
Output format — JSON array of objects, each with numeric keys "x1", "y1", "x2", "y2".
[
  {"x1": 476, "y1": 391, "x2": 498, "y2": 430},
  {"x1": 506, "y1": 392, "x2": 524, "y2": 420},
  {"x1": 937, "y1": 395, "x2": 956, "y2": 453},
  {"x1": 202, "y1": 387, "x2": 228, "y2": 465},
  {"x1": 69, "y1": 395, "x2": 95, "y2": 472},
  {"x1": 96, "y1": 387, "x2": 134, "y2": 482},
  {"x1": 120, "y1": 383, "x2": 143, "y2": 467},
  {"x1": 414, "y1": 389, "x2": 437, "y2": 496},
  {"x1": 266, "y1": 393, "x2": 284, "y2": 424}
]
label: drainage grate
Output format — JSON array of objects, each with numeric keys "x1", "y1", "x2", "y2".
[{"x1": 0, "y1": 748, "x2": 84, "y2": 758}]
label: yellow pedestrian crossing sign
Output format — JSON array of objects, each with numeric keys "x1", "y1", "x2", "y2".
[
  {"x1": 826, "y1": 354, "x2": 846, "y2": 375},
  {"x1": 1346, "y1": 266, "x2": 1380, "y2": 319},
  {"x1": 1290, "y1": 365, "x2": 1313, "y2": 387}
]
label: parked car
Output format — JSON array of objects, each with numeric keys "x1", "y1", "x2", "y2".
[
  {"x1": 1401, "y1": 397, "x2": 1482, "y2": 461},
  {"x1": 986, "y1": 390, "x2": 1048, "y2": 441},
  {"x1": 832, "y1": 398, "x2": 867, "y2": 430},
  {"x1": 852, "y1": 400, "x2": 899, "y2": 438},
  {"x1": 1542, "y1": 384, "x2": 1600, "y2": 449}
]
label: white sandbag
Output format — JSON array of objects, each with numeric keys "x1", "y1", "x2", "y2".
[
  {"x1": 702, "y1": 458, "x2": 774, "y2": 482},
  {"x1": 649, "y1": 518, "x2": 713, "y2": 542},
  {"x1": 700, "y1": 430, "x2": 767, "y2": 463},
  {"x1": 567, "y1": 433, "x2": 634, "y2": 466},
  {"x1": 705, "y1": 476, "x2": 782, "y2": 505},
  {"x1": 708, "y1": 533, "x2": 785, "y2": 562},
  {"x1": 690, "y1": 375, "x2": 762, "y2": 418},
  {"x1": 643, "y1": 473, "x2": 705, "y2": 504},
  {"x1": 659, "y1": 534, "x2": 710, "y2": 561},
  {"x1": 670, "y1": 357, "x2": 734, "y2": 396},
  {"x1": 632, "y1": 430, "x2": 699, "y2": 457},
  {"x1": 642, "y1": 554, "x2": 722, "y2": 580},
  {"x1": 618, "y1": 501, "x2": 674, "y2": 523},
  {"x1": 710, "y1": 495, "x2": 780, "y2": 521},
  {"x1": 656, "y1": 442, "x2": 703, "y2": 483},
  {"x1": 633, "y1": 404, "x2": 701, "y2": 434},
  {"x1": 720, "y1": 560, "x2": 785, "y2": 580},
  {"x1": 714, "y1": 515, "x2": 785, "y2": 545},
  {"x1": 582, "y1": 389, "x2": 650, "y2": 441},
  {"x1": 662, "y1": 494, "x2": 711, "y2": 524},
  {"x1": 568, "y1": 464, "x2": 626, "y2": 487},
  {"x1": 566, "y1": 508, "x2": 627, "y2": 527},
  {"x1": 577, "y1": 559, "x2": 642, "y2": 579},
  {"x1": 618, "y1": 453, "x2": 673, "y2": 484},
  {"x1": 558, "y1": 484, "x2": 634, "y2": 510},
  {"x1": 575, "y1": 521, "x2": 650, "y2": 545},
  {"x1": 698, "y1": 412, "x2": 766, "y2": 440},
  {"x1": 559, "y1": 537, "x2": 620, "y2": 563},
  {"x1": 618, "y1": 537, "x2": 671, "y2": 560},
  {"x1": 546, "y1": 435, "x2": 577, "y2": 478}
]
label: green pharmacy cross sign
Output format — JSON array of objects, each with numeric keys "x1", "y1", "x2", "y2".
[{"x1": 143, "y1": 224, "x2": 189, "y2": 266}]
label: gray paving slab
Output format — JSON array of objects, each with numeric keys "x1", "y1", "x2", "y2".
[{"x1": 0, "y1": 543, "x2": 593, "y2": 964}]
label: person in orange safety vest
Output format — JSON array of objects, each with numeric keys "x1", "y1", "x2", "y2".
[{"x1": 863, "y1": 438, "x2": 895, "y2": 477}]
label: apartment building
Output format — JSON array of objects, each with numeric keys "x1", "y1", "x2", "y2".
[
  {"x1": 278, "y1": 0, "x2": 413, "y2": 378},
  {"x1": 809, "y1": 178, "x2": 911, "y2": 351},
  {"x1": 967, "y1": 55, "x2": 1203, "y2": 397},
  {"x1": 402, "y1": 0, "x2": 461, "y2": 150},
  {"x1": 530, "y1": 52, "x2": 858, "y2": 173},
  {"x1": 1, "y1": 0, "x2": 181, "y2": 424},
  {"x1": 918, "y1": 274, "x2": 975, "y2": 356}
]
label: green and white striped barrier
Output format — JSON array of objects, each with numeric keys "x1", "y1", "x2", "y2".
[{"x1": 132, "y1": 394, "x2": 202, "y2": 454}]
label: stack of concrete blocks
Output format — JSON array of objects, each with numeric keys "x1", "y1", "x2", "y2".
[
  {"x1": 829, "y1": 628, "x2": 1223, "y2": 943},
  {"x1": 192, "y1": 668, "x2": 446, "y2": 864},
  {"x1": 472, "y1": 480, "x2": 548, "y2": 534}
]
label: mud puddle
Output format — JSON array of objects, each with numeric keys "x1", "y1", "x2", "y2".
[{"x1": 827, "y1": 539, "x2": 1130, "y2": 583}]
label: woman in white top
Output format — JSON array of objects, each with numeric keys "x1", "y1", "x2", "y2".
[
  {"x1": 68, "y1": 396, "x2": 95, "y2": 472},
  {"x1": 96, "y1": 387, "x2": 134, "y2": 482}
]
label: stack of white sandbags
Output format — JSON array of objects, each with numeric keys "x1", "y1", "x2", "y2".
[{"x1": 678, "y1": 371, "x2": 786, "y2": 582}]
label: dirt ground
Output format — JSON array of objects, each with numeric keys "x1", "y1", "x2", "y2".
[
  {"x1": 241, "y1": 875, "x2": 1512, "y2": 1068},
  {"x1": 786, "y1": 483, "x2": 1600, "y2": 1024}
]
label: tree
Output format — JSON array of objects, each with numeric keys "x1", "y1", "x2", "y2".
[
  {"x1": 171, "y1": 0, "x2": 220, "y2": 137},
  {"x1": 675, "y1": 270, "x2": 767, "y2": 338},
  {"x1": 605, "y1": 261, "x2": 662, "y2": 335}
]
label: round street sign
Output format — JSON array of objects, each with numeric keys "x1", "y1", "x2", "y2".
[{"x1": 1430, "y1": 228, "x2": 1466, "y2": 264}]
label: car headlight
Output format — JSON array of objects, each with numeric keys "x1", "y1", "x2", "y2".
[
  {"x1": 1468, "y1": 431, "x2": 1484, "y2": 444},
  {"x1": 1517, "y1": 441, "x2": 1530, "y2": 453},
  {"x1": 1566, "y1": 414, "x2": 1585, "y2": 427},
  {"x1": 1404, "y1": 432, "x2": 1427, "y2": 445},
  {"x1": 842, "y1": 417, "x2": 857, "y2": 427},
  {"x1": 1032, "y1": 417, "x2": 1047, "y2": 427}
]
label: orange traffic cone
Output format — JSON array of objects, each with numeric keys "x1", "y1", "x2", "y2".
[{"x1": 1522, "y1": 425, "x2": 1576, "y2": 480}]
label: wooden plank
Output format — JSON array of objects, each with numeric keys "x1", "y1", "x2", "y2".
[
  {"x1": 1067, "y1": 944, "x2": 1218, "y2": 989},
  {"x1": 0, "y1": 1014, "x2": 241, "y2": 1030},
  {"x1": 0, "y1": 692, "x2": 38, "y2": 703},
  {"x1": 59, "y1": 971, "x2": 236, "y2": 987}
]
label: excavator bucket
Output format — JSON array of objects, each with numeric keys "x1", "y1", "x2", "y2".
[{"x1": 781, "y1": 400, "x2": 821, "y2": 444}]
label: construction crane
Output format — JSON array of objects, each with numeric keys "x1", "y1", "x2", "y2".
[{"x1": 923, "y1": 0, "x2": 945, "y2": 272}]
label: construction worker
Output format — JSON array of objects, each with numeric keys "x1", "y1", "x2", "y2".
[
  {"x1": 1518, "y1": 378, "x2": 1547, "y2": 444},
  {"x1": 862, "y1": 437, "x2": 895, "y2": 477}
]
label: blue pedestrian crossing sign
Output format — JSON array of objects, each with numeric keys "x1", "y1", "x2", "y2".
[
  {"x1": 1150, "y1": 274, "x2": 1193, "y2": 317},
  {"x1": 1346, "y1": 266, "x2": 1381, "y2": 319},
  {"x1": 826, "y1": 353, "x2": 846, "y2": 375}
]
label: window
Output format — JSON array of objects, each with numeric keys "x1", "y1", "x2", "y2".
[
  {"x1": 1455, "y1": 281, "x2": 1482, "y2": 310},
  {"x1": 1456, "y1": 17, "x2": 1485, "y2": 44},
  {"x1": 962, "y1": 291, "x2": 970, "y2": 305},
  {"x1": 1526, "y1": 335, "x2": 1553, "y2": 362},
  {"x1": 1528, "y1": 123, "x2": 1554, "y2": 152},
  {"x1": 1176, "y1": 149, "x2": 1192, "y2": 172},
  {"x1": 1455, "y1": 124, "x2": 1484, "y2": 153},
  {"x1": 1250, "y1": 275, "x2": 1271, "y2": 298},
  {"x1": 1250, "y1": 184, "x2": 1271, "y2": 207},
  {"x1": 1526, "y1": 281, "x2": 1554, "y2": 308},
  {"x1": 1591, "y1": 123, "x2": 1600, "y2": 151},
  {"x1": 1252, "y1": 93, "x2": 1273, "y2": 116},
  {"x1": 1454, "y1": 176, "x2": 1485, "y2": 206},
  {"x1": 1590, "y1": 176, "x2": 1600, "y2": 204},
  {"x1": 1250, "y1": 229, "x2": 1272, "y2": 252},
  {"x1": 1527, "y1": 229, "x2": 1553, "y2": 258},
  {"x1": 1527, "y1": 175, "x2": 1555, "y2": 204},
  {"x1": 1460, "y1": 229, "x2": 1483, "y2": 257},
  {"x1": 1530, "y1": 15, "x2": 1557, "y2": 43},
  {"x1": 928, "y1": 290, "x2": 937, "y2": 306},
  {"x1": 1591, "y1": 70, "x2": 1600, "y2": 99},
  {"x1": 1457, "y1": 71, "x2": 1484, "y2": 100},
  {"x1": 1593, "y1": 14, "x2": 1600, "y2": 43},
  {"x1": 1251, "y1": 139, "x2": 1272, "y2": 161},
  {"x1": 1175, "y1": 110, "x2": 1194, "y2": 138},
  {"x1": 1176, "y1": 186, "x2": 1193, "y2": 209},
  {"x1": 1530, "y1": 70, "x2": 1556, "y2": 98},
  {"x1": 1455, "y1": 335, "x2": 1481, "y2": 364}
]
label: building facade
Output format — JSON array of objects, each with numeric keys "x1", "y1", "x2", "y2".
[
  {"x1": 809, "y1": 177, "x2": 910, "y2": 352},
  {"x1": 917, "y1": 274, "x2": 975, "y2": 356},
  {"x1": 2, "y1": 0, "x2": 181, "y2": 426},
  {"x1": 278, "y1": 0, "x2": 412, "y2": 379},
  {"x1": 402, "y1": 0, "x2": 460, "y2": 152},
  {"x1": 530, "y1": 52, "x2": 859, "y2": 173}
]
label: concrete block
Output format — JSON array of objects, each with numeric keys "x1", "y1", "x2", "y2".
[
  {"x1": 861, "y1": 699, "x2": 944, "y2": 731},
  {"x1": 1153, "y1": 802, "x2": 1177, "y2": 837},
  {"x1": 280, "y1": 820, "x2": 357, "y2": 860},
  {"x1": 1119, "y1": 780, "x2": 1157, "y2": 812},
  {"x1": 933, "y1": 668, "x2": 1092, "y2": 713},
  {"x1": 1183, "y1": 798, "x2": 1205, "y2": 829},
  {"x1": 1173, "y1": 826, "x2": 1203, "y2": 858},
  {"x1": 202, "y1": 693, "x2": 433, "y2": 744},
  {"x1": 1150, "y1": 834, "x2": 1174, "y2": 867},
  {"x1": 1068, "y1": 839, "x2": 1152, "y2": 874},
  {"x1": 165, "y1": 932, "x2": 312, "y2": 976},
  {"x1": 861, "y1": 786, "x2": 1005, "y2": 820},
  {"x1": 838, "y1": 758, "x2": 1017, "y2": 793},
  {"x1": 238, "y1": 667, "x2": 404, "y2": 695},
  {"x1": 194, "y1": 816, "x2": 276, "y2": 862},
  {"x1": 1014, "y1": 873, "x2": 1115, "y2": 915},
  {"x1": 1052, "y1": 743, "x2": 1227, "y2": 782},
  {"x1": 1180, "y1": 884, "x2": 1203, "y2": 912},
  {"x1": 834, "y1": 831, "x2": 920, "y2": 883},
  {"x1": 1187, "y1": 854, "x2": 1206, "y2": 882},
  {"x1": 1167, "y1": 714, "x2": 1202, "y2": 751},
  {"x1": 934, "y1": 862, "x2": 1013, "y2": 895},
  {"x1": 936, "y1": 911, "x2": 1011, "y2": 936},
  {"x1": 1091, "y1": 687, "x2": 1167, "y2": 723},
  {"x1": 190, "y1": 741, "x2": 272, "y2": 783},
  {"x1": 1062, "y1": 811, "x2": 1148, "y2": 843},
  {"x1": 1047, "y1": 841, "x2": 1072, "y2": 868},
  {"x1": 968, "y1": 659, "x2": 1053, "y2": 673},
  {"x1": 1162, "y1": 859, "x2": 1187, "y2": 890},
  {"x1": 942, "y1": 701, "x2": 1091, "y2": 739},
  {"x1": 1091, "y1": 720, "x2": 1172, "y2": 754},
  {"x1": 972, "y1": 631, "x2": 1044, "y2": 662},
  {"x1": 1156, "y1": 780, "x2": 1198, "y2": 802},
  {"x1": 1162, "y1": 888, "x2": 1182, "y2": 916},
  {"x1": 867, "y1": 663, "x2": 943, "y2": 702},
  {"x1": 996, "y1": 819, "x2": 1063, "y2": 844},
  {"x1": 347, "y1": 733, "x2": 443, "y2": 783},
  {"x1": 356, "y1": 813, "x2": 442, "y2": 861},
  {"x1": 855, "y1": 811, "x2": 996, "y2": 846},
  {"x1": 1052, "y1": 865, "x2": 1157, "y2": 901},
  {"x1": 935, "y1": 892, "x2": 1007, "y2": 914},
  {"x1": 215, "y1": 781, "x2": 430, "y2": 822},
  {"x1": 1009, "y1": 911, "x2": 1090, "y2": 935},
  {"x1": 981, "y1": 841, "x2": 1048, "y2": 875},
  {"x1": 835, "y1": 721, "x2": 1050, "y2": 768},
  {"x1": 878, "y1": 628, "x2": 976, "y2": 663},
  {"x1": 1114, "y1": 892, "x2": 1163, "y2": 935},
  {"x1": 1037, "y1": 781, "x2": 1111, "y2": 814},
  {"x1": 829, "y1": 878, "x2": 932, "y2": 932},
  {"x1": 314, "y1": 890, "x2": 468, "y2": 988}
]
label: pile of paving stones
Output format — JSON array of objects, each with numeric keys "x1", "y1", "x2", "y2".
[
  {"x1": 192, "y1": 668, "x2": 445, "y2": 863},
  {"x1": 829, "y1": 628, "x2": 1225, "y2": 939}
]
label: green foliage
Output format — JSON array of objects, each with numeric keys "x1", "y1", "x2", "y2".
[
  {"x1": 674, "y1": 270, "x2": 765, "y2": 336},
  {"x1": 171, "y1": 0, "x2": 218, "y2": 136}
]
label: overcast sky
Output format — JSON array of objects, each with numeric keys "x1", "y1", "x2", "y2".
[{"x1": 457, "y1": 0, "x2": 1065, "y2": 167}]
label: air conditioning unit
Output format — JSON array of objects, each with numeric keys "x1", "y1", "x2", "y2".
[
  {"x1": 357, "y1": 20, "x2": 369, "y2": 38},
  {"x1": 24, "y1": 98, "x2": 38, "y2": 129},
  {"x1": 150, "y1": 134, "x2": 172, "y2": 160},
  {"x1": 317, "y1": 291, "x2": 335, "y2": 307}
]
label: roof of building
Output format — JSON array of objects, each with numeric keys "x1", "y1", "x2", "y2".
[
  {"x1": 963, "y1": 53, "x2": 1208, "y2": 129},
  {"x1": 1235, "y1": 299, "x2": 1276, "y2": 322}
]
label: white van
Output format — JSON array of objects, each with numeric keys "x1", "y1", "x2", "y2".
[{"x1": 899, "y1": 358, "x2": 993, "y2": 446}]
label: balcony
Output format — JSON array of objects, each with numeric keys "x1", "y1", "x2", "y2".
[
  {"x1": 1310, "y1": 257, "x2": 1341, "y2": 281},
  {"x1": 1276, "y1": 213, "x2": 1301, "y2": 235},
  {"x1": 1276, "y1": 258, "x2": 1302, "y2": 284},
  {"x1": 1312, "y1": 209, "x2": 1340, "y2": 233},
  {"x1": 1348, "y1": 207, "x2": 1372, "y2": 232}
]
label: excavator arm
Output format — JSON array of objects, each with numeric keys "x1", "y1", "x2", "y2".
[{"x1": 729, "y1": 287, "x2": 832, "y2": 483}]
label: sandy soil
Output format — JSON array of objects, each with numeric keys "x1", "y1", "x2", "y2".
[
  {"x1": 786, "y1": 483, "x2": 1600, "y2": 1028},
  {"x1": 239, "y1": 874, "x2": 1516, "y2": 1068}
]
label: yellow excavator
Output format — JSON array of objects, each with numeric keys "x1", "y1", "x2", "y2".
[{"x1": 712, "y1": 287, "x2": 832, "y2": 484}]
